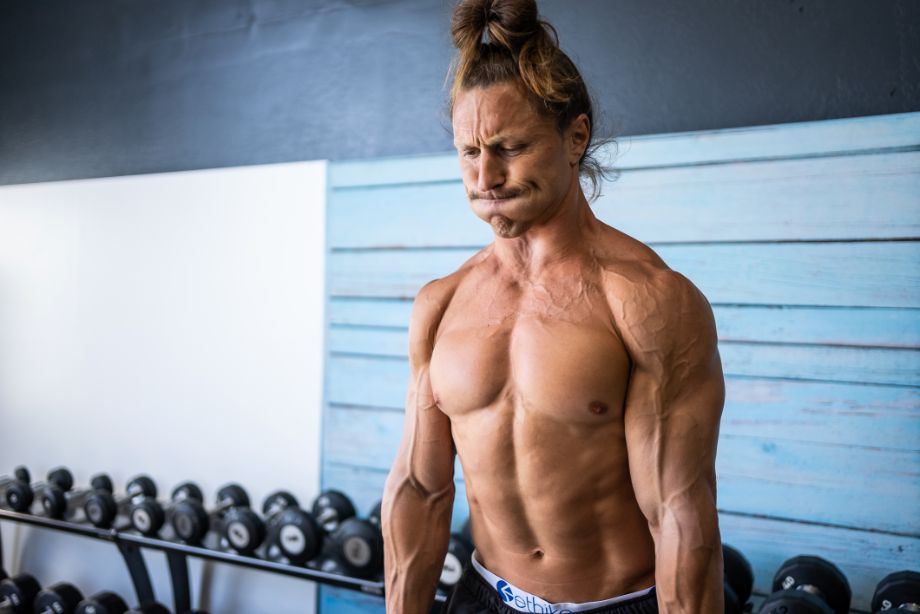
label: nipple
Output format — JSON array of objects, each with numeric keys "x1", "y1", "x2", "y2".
[{"x1": 589, "y1": 401, "x2": 609, "y2": 415}]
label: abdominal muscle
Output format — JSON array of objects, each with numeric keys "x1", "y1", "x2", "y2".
[{"x1": 449, "y1": 397, "x2": 657, "y2": 603}]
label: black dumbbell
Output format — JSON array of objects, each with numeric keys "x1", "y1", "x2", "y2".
[
  {"x1": 311, "y1": 490, "x2": 359, "y2": 573},
  {"x1": 170, "y1": 483, "x2": 250, "y2": 547},
  {"x1": 75, "y1": 590, "x2": 129, "y2": 614},
  {"x1": 759, "y1": 555, "x2": 851, "y2": 614},
  {"x1": 311, "y1": 490, "x2": 357, "y2": 534},
  {"x1": 33, "y1": 582, "x2": 84, "y2": 614},
  {"x1": 4, "y1": 467, "x2": 73, "y2": 513},
  {"x1": 262, "y1": 490, "x2": 323, "y2": 565},
  {"x1": 220, "y1": 493, "x2": 266, "y2": 557},
  {"x1": 440, "y1": 527, "x2": 474, "y2": 592},
  {"x1": 723, "y1": 544, "x2": 754, "y2": 614},
  {"x1": 0, "y1": 573, "x2": 41, "y2": 613},
  {"x1": 127, "y1": 481, "x2": 204, "y2": 538},
  {"x1": 872, "y1": 570, "x2": 920, "y2": 613},
  {"x1": 325, "y1": 503, "x2": 384, "y2": 579},
  {"x1": 123, "y1": 604, "x2": 170, "y2": 614},
  {"x1": 0, "y1": 467, "x2": 30, "y2": 505},
  {"x1": 84, "y1": 476, "x2": 158, "y2": 530},
  {"x1": 39, "y1": 473, "x2": 113, "y2": 520}
]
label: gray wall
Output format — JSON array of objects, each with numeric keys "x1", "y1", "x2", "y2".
[{"x1": 1, "y1": 0, "x2": 918, "y2": 186}]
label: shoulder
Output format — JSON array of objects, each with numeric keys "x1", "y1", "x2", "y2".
[
  {"x1": 407, "y1": 246, "x2": 490, "y2": 368},
  {"x1": 594, "y1": 227, "x2": 718, "y2": 369}
]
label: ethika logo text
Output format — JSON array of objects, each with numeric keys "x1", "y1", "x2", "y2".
[{"x1": 495, "y1": 580, "x2": 574, "y2": 614}]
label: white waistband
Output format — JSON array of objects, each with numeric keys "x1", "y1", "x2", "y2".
[{"x1": 470, "y1": 551, "x2": 655, "y2": 614}]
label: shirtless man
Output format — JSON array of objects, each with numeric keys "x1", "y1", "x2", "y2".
[{"x1": 381, "y1": 1, "x2": 725, "y2": 612}]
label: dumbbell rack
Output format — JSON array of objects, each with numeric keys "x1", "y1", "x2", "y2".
[{"x1": 0, "y1": 508, "x2": 447, "y2": 612}]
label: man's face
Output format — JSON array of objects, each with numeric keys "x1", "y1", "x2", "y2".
[{"x1": 452, "y1": 82, "x2": 580, "y2": 239}]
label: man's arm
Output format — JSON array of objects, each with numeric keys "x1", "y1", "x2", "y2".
[
  {"x1": 382, "y1": 280, "x2": 457, "y2": 613},
  {"x1": 621, "y1": 269, "x2": 725, "y2": 613}
]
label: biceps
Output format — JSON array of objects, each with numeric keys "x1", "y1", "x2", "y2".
[
  {"x1": 392, "y1": 365, "x2": 455, "y2": 495},
  {"x1": 624, "y1": 368, "x2": 722, "y2": 526}
]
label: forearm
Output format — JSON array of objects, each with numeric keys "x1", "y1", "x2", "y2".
[
  {"x1": 651, "y1": 506, "x2": 723, "y2": 614},
  {"x1": 382, "y1": 467, "x2": 455, "y2": 614}
]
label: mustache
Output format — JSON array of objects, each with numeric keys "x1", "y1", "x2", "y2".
[{"x1": 468, "y1": 189, "x2": 525, "y2": 201}]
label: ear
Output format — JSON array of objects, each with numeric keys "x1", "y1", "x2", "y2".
[{"x1": 566, "y1": 113, "x2": 591, "y2": 166}]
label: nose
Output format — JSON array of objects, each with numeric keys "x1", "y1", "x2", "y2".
[{"x1": 476, "y1": 149, "x2": 505, "y2": 193}]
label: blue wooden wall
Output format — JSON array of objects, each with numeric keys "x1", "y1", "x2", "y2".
[{"x1": 319, "y1": 111, "x2": 920, "y2": 613}]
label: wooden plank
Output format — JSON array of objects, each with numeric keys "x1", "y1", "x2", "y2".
[
  {"x1": 609, "y1": 111, "x2": 920, "y2": 170},
  {"x1": 720, "y1": 378, "x2": 920, "y2": 450},
  {"x1": 714, "y1": 305, "x2": 920, "y2": 348},
  {"x1": 327, "y1": 112, "x2": 920, "y2": 188},
  {"x1": 329, "y1": 298, "x2": 413, "y2": 327},
  {"x1": 719, "y1": 513, "x2": 920, "y2": 613},
  {"x1": 328, "y1": 327, "x2": 920, "y2": 387},
  {"x1": 327, "y1": 355, "x2": 408, "y2": 408},
  {"x1": 328, "y1": 152, "x2": 920, "y2": 248},
  {"x1": 329, "y1": 300, "x2": 920, "y2": 349},
  {"x1": 716, "y1": 435, "x2": 920, "y2": 535},
  {"x1": 323, "y1": 405, "x2": 919, "y2": 534},
  {"x1": 329, "y1": 154, "x2": 458, "y2": 189},
  {"x1": 329, "y1": 242, "x2": 920, "y2": 308},
  {"x1": 718, "y1": 342, "x2": 920, "y2": 387}
]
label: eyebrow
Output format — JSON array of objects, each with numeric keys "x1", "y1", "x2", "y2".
[{"x1": 453, "y1": 134, "x2": 523, "y2": 148}]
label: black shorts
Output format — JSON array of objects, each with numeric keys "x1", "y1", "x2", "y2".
[{"x1": 444, "y1": 564, "x2": 659, "y2": 614}]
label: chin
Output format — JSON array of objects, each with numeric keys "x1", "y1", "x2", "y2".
[{"x1": 489, "y1": 214, "x2": 528, "y2": 238}]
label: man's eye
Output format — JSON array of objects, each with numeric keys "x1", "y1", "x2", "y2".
[{"x1": 463, "y1": 148, "x2": 480, "y2": 158}]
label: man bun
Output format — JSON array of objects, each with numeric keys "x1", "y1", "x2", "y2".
[
  {"x1": 450, "y1": 0, "x2": 563, "y2": 103},
  {"x1": 451, "y1": 0, "x2": 541, "y2": 56}
]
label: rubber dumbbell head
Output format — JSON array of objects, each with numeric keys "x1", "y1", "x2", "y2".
[
  {"x1": 40, "y1": 473, "x2": 113, "y2": 520},
  {"x1": 872, "y1": 570, "x2": 920, "y2": 613},
  {"x1": 723, "y1": 543, "x2": 754, "y2": 614},
  {"x1": 368, "y1": 500, "x2": 382, "y2": 528},
  {"x1": 129, "y1": 480, "x2": 204, "y2": 538},
  {"x1": 84, "y1": 475, "x2": 157, "y2": 530},
  {"x1": 4, "y1": 467, "x2": 72, "y2": 513},
  {"x1": 34, "y1": 582, "x2": 84, "y2": 614},
  {"x1": 0, "y1": 573, "x2": 41, "y2": 613},
  {"x1": 311, "y1": 490, "x2": 356, "y2": 533},
  {"x1": 222, "y1": 505, "x2": 266, "y2": 556},
  {"x1": 440, "y1": 531, "x2": 474, "y2": 591},
  {"x1": 759, "y1": 555, "x2": 851, "y2": 614},
  {"x1": 328, "y1": 517, "x2": 384, "y2": 578},
  {"x1": 0, "y1": 467, "x2": 30, "y2": 493},
  {"x1": 171, "y1": 483, "x2": 249, "y2": 545},
  {"x1": 262, "y1": 491, "x2": 323, "y2": 565},
  {"x1": 75, "y1": 590, "x2": 129, "y2": 614},
  {"x1": 263, "y1": 490, "x2": 299, "y2": 521},
  {"x1": 124, "y1": 603, "x2": 170, "y2": 614}
]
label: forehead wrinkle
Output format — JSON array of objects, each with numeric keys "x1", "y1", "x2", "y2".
[{"x1": 452, "y1": 83, "x2": 538, "y2": 148}]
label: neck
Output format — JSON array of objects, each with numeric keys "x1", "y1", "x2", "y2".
[{"x1": 491, "y1": 174, "x2": 598, "y2": 276}]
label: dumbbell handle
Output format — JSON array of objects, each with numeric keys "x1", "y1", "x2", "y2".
[
  {"x1": 790, "y1": 583, "x2": 825, "y2": 598},
  {"x1": 209, "y1": 499, "x2": 241, "y2": 518},
  {"x1": 39, "y1": 485, "x2": 96, "y2": 520}
]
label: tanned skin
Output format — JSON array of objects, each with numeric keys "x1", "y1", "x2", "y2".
[{"x1": 382, "y1": 81, "x2": 725, "y2": 613}]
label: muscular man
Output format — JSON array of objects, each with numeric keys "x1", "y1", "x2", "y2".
[{"x1": 382, "y1": 1, "x2": 725, "y2": 612}]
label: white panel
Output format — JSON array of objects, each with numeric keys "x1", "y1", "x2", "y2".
[{"x1": 0, "y1": 161, "x2": 327, "y2": 614}]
